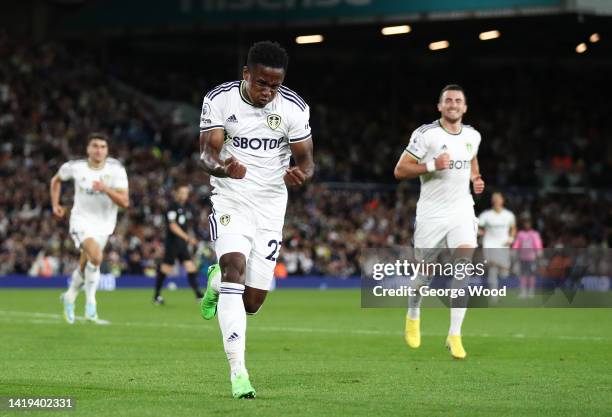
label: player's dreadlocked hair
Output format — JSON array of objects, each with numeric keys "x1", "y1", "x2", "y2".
[{"x1": 247, "y1": 41, "x2": 289, "y2": 71}]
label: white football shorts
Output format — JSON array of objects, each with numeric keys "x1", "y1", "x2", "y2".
[
  {"x1": 69, "y1": 228, "x2": 110, "y2": 251},
  {"x1": 414, "y1": 206, "x2": 479, "y2": 261},
  {"x1": 209, "y1": 194, "x2": 285, "y2": 291},
  {"x1": 483, "y1": 247, "x2": 511, "y2": 270}
]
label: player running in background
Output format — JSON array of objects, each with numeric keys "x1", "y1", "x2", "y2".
[
  {"x1": 394, "y1": 84, "x2": 485, "y2": 359},
  {"x1": 513, "y1": 217, "x2": 543, "y2": 298},
  {"x1": 153, "y1": 184, "x2": 203, "y2": 305},
  {"x1": 50, "y1": 132, "x2": 129, "y2": 324},
  {"x1": 478, "y1": 192, "x2": 516, "y2": 302},
  {"x1": 198, "y1": 41, "x2": 314, "y2": 398}
]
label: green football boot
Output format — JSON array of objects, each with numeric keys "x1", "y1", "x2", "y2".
[
  {"x1": 200, "y1": 264, "x2": 220, "y2": 320},
  {"x1": 231, "y1": 371, "x2": 256, "y2": 399}
]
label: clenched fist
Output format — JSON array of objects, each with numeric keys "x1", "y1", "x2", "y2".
[
  {"x1": 435, "y1": 152, "x2": 451, "y2": 170},
  {"x1": 223, "y1": 157, "x2": 247, "y2": 179},
  {"x1": 53, "y1": 205, "x2": 65, "y2": 218},
  {"x1": 284, "y1": 167, "x2": 307, "y2": 187},
  {"x1": 472, "y1": 175, "x2": 485, "y2": 194}
]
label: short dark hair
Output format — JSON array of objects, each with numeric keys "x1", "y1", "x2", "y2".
[
  {"x1": 174, "y1": 183, "x2": 190, "y2": 191},
  {"x1": 247, "y1": 41, "x2": 289, "y2": 71},
  {"x1": 87, "y1": 132, "x2": 109, "y2": 143},
  {"x1": 439, "y1": 84, "x2": 467, "y2": 103}
]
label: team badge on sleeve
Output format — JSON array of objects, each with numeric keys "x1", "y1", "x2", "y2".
[
  {"x1": 202, "y1": 103, "x2": 211, "y2": 116},
  {"x1": 267, "y1": 114, "x2": 281, "y2": 130},
  {"x1": 220, "y1": 214, "x2": 231, "y2": 226}
]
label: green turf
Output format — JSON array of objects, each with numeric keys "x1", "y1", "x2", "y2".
[{"x1": 0, "y1": 289, "x2": 611, "y2": 417}]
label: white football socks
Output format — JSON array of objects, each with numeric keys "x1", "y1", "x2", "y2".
[
  {"x1": 407, "y1": 293, "x2": 422, "y2": 320},
  {"x1": 407, "y1": 274, "x2": 431, "y2": 320},
  {"x1": 209, "y1": 268, "x2": 221, "y2": 293},
  {"x1": 84, "y1": 261, "x2": 101, "y2": 305},
  {"x1": 488, "y1": 266, "x2": 499, "y2": 291},
  {"x1": 449, "y1": 307, "x2": 467, "y2": 336},
  {"x1": 218, "y1": 282, "x2": 247, "y2": 377},
  {"x1": 64, "y1": 268, "x2": 84, "y2": 304}
]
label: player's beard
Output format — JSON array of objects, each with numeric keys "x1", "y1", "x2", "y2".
[{"x1": 443, "y1": 111, "x2": 463, "y2": 124}]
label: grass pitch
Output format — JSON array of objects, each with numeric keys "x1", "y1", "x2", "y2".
[{"x1": 0, "y1": 289, "x2": 611, "y2": 417}]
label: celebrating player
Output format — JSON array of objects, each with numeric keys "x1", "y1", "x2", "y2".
[
  {"x1": 394, "y1": 84, "x2": 485, "y2": 359},
  {"x1": 478, "y1": 192, "x2": 516, "y2": 302},
  {"x1": 50, "y1": 132, "x2": 129, "y2": 324},
  {"x1": 198, "y1": 41, "x2": 314, "y2": 398},
  {"x1": 153, "y1": 184, "x2": 204, "y2": 305}
]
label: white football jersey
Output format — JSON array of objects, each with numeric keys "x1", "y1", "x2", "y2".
[
  {"x1": 404, "y1": 120, "x2": 481, "y2": 221},
  {"x1": 199, "y1": 80, "x2": 311, "y2": 205},
  {"x1": 479, "y1": 208, "x2": 516, "y2": 248},
  {"x1": 57, "y1": 158, "x2": 128, "y2": 235}
]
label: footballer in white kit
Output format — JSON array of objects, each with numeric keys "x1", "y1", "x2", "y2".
[
  {"x1": 50, "y1": 133, "x2": 129, "y2": 324},
  {"x1": 407, "y1": 120, "x2": 481, "y2": 250},
  {"x1": 198, "y1": 41, "x2": 314, "y2": 399},
  {"x1": 394, "y1": 84, "x2": 485, "y2": 359},
  {"x1": 479, "y1": 192, "x2": 516, "y2": 294}
]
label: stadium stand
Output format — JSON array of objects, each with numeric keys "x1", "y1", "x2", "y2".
[{"x1": 0, "y1": 33, "x2": 610, "y2": 277}]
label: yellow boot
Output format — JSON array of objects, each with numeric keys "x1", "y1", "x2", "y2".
[
  {"x1": 445, "y1": 335, "x2": 467, "y2": 359},
  {"x1": 404, "y1": 317, "x2": 421, "y2": 348}
]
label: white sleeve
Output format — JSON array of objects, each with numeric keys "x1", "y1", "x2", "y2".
[
  {"x1": 57, "y1": 162, "x2": 74, "y2": 181},
  {"x1": 404, "y1": 129, "x2": 428, "y2": 161},
  {"x1": 509, "y1": 212, "x2": 516, "y2": 227},
  {"x1": 199, "y1": 94, "x2": 225, "y2": 132},
  {"x1": 112, "y1": 166, "x2": 129, "y2": 190},
  {"x1": 472, "y1": 131, "x2": 482, "y2": 157},
  {"x1": 478, "y1": 212, "x2": 488, "y2": 227},
  {"x1": 287, "y1": 105, "x2": 312, "y2": 143}
]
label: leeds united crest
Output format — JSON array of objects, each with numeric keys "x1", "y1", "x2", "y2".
[
  {"x1": 267, "y1": 114, "x2": 281, "y2": 130},
  {"x1": 220, "y1": 214, "x2": 231, "y2": 226}
]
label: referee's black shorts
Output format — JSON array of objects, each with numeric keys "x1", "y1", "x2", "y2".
[{"x1": 163, "y1": 239, "x2": 191, "y2": 265}]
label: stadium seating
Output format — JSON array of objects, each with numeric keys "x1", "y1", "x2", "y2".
[{"x1": 0, "y1": 34, "x2": 609, "y2": 276}]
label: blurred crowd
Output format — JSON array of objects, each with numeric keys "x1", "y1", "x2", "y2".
[{"x1": 0, "y1": 34, "x2": 610, "y2": 277}]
